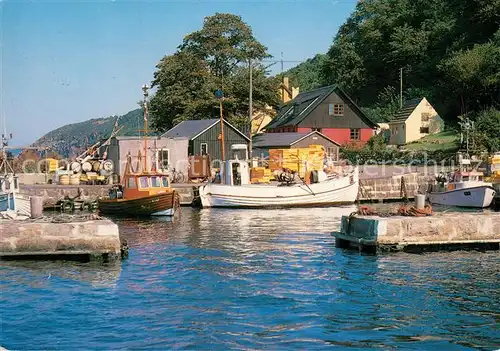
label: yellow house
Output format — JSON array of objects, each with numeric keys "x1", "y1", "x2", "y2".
[
  {"x1": 252, "y1": 77, "x2": 299, "y2": 135},
  {"x1": 388, "y1": 97, "x2": 444, "y2": 145}
]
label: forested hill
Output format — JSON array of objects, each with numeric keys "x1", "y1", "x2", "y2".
[
  {"x1": 33, "y1": 109, "x2": 144, "y2": 157},
  {"x1": 282, "y1": 0, "x2": 500, "y2": 124}
]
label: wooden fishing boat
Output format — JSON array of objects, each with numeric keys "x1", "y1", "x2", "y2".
[{"x1": 98, "y1": 84, "x2": 179, "y2": 217}]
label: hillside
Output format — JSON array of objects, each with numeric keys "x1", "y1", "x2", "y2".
[
  {"x1": 279, "y1": 54, "x2": 327, "y2": 92},
  {"x1": 33, "y1": 109, "x2": 144, "y2": 157}
]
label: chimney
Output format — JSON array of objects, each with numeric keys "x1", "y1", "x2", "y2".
[{"x1": 283, "y1": 76, "x2": 289, "y2": 89}]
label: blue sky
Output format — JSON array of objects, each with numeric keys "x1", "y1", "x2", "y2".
[{"x1": 1, "y1": 0, "x2": 357, "y2": 145}]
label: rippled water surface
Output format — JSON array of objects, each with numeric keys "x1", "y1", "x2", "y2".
[{"x1": 1, "y1": 207, "x2": 499, "y2": 350}]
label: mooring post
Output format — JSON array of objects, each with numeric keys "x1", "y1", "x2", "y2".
[{"x1": 30, "y1": 196, "x2": 44, "y2": 218}]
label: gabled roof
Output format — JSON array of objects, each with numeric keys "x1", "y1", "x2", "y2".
[
  {"x1": 264, "y1": 85, "x2": 377, "y2": 130},
  {"x1": 389, "y1": 98, "x2": 424, "y2": 123},
  {"x1": 252, "y1": 131, "x2": 340, "y2": 149},
  {"x1": 162, "y1": 119, "x2": 250, "y2": 141}
]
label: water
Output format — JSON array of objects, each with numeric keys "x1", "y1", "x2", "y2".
[{"x1": 1, "y1": 207, "x2": 499, "y2": 350}]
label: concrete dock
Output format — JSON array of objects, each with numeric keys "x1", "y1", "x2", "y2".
[
  {"x1": 332, "y1": 213, "x2": 500, "y2": 253},
  {"x1": 0, "y1": 215, "x2": 123, "y2": 261}
]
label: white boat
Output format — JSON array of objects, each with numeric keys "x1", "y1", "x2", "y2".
[
  {"x1": 198, "y1": 160, "x2": 359, "y2": 208},
  {"x1": 427, "y1": 171, "x2": 496, "y2": 208},
  {"x1": 0, "y1": 173, "x2": 31, "y2": 216}
]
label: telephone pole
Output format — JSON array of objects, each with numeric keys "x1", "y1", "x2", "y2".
[
  {"x1": 248, "y1": 58, "x2": 253, "y2": 160},
  {"x1": 400, "y1": 67, "x2": 403, "y2": 108}
]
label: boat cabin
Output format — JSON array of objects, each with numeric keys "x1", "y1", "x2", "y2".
[
  {"x1": 0, "y1": 174, "x2": 19, "y2": 194},
  {"x1": 216, "y1": 160, "x2": 250, "y2": 186},
  {"x1": 452, "y1": 171, "x2": 484, "y2": 183},
  {"x1": 109, "y1": 173, "x2": 172, "y2": 200}
]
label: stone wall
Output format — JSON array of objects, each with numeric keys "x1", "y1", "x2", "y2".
[
  {"x1": 0, "y1": 219, "x2": 121, "y2": 260},
  {"x1": 359, "y1": 173, "x2": 433, "y2": 201},
  {"x1": 20, "y1": 184, "x2": 112, "y2": 208}
]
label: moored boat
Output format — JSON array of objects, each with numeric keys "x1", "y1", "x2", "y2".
[
  {"x1": 199, "y1": 160, "x2": 359, "y2": 208},
  {"x1": 427, "y1": 171, "x2": 496, "y2": 208},
  {"x1": 97, "y1": 84, "x2": 179, "y2": 217}
]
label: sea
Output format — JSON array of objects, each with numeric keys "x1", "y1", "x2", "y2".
[{"x1": 1, "y1": 207, "x2": 499, "y2": 350}]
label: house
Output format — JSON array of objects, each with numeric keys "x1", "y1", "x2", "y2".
[
  {"x1": 279, "y1": 77, "x2": 300, "y2": 104},
  {"x1": 251, "y1": 106, "x2": 275, "y2": 135},
  {"x1": 388, "y1": 98, "x2": 444, "y2": 145},
  {"x1": 105, "y1": 136, "x2": 189, "y2": 178},
  {"x1": 264, "y1": 85, "x2": 377, "y2": 145},
  {"x1": 252, "y1": 131, "x2": 340, "y2": 161},
  {"x1": 162, "y1": 119, "x2": 250, "y2": 161}
]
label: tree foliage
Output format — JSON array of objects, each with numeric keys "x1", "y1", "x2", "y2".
[
  {"x1": 320, "y1": 0, "x2": 500, "y2": 121},
  {"x1": 150, "y1": 13, "x2": 279, "y2": 132},
  {"x1": 278, "y1": 54, "x2": 327, "y2": 91}
]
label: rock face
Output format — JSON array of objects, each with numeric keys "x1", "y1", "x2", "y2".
[{"x1": 0, "y1": 219, "x2": 121, "y2": 260}]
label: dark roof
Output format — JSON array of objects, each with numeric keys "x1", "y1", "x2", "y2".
[
  {"x1": 252, "y1": 131, "x2": 340, "y2": 148},
  {"x1": 390, "y1": 98, "x2": 424, "y2": 123},
  {"x1": 162, "y1": 119, "x2": 218, "y2": 139},
  {"x1": 162, "y1": 118, "x2": 250, "y2": 141},
  {"x1": 264, "y1": 85, "x2": 377, "y2": 130}
]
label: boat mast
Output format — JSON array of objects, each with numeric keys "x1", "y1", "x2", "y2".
[{"x1": 142, "y1": 84, "x2": 149, "y2": 173}]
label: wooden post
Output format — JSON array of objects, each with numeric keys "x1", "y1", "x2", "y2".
[
  {"x1": 220, "y1": 99, "x2": 225, "y2": 161},
  {"x1": 30, "y1": 196, "x2": 44, "y2": 219}
]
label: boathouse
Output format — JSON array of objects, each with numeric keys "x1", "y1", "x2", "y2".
[
  {"x1": 163, "y1": 119, "x2": 250, "y2": 161},
  {"x1": 105, "y1": 136, "x2": 189, "y2": 178},
  {"x1": 264, "y1": 85, "x2": 377, "y2": 145}
]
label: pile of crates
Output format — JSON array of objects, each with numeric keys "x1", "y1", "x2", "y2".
[
  {"x1": 269, "y1": 145, "x2": 325, "y2": 178},
  {"x1": 250, "y1": 167, "x2": 273, "y2": 184}
]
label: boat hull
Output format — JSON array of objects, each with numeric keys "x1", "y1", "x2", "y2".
[
  {"x1": 0, "y1": 193, "x2": 31, "y2": 215},
  {"x1": 428, "y1": 185, "x2": 496, "y2": 208},
  {"x1": 98, "y1": 191, "x2": 178, "y2": 216},
  {"x1": 199, "y1": 170, "x2": 359, "y2": 208}
]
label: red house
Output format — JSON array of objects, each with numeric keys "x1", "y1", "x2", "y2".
[{"x1": 264, "y1": 85, "x2": 376, "y2": 144}]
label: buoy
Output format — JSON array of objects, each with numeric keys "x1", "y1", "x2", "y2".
[
  {"x1": 92, "y1": 160, "x2": 102, "y2": 172},
  {"x1": 82, "y1": 161, "x2": 92, "y2": 172},
  {"x1": 70, "y1": 161, "x2": 82, "y2": 173},
  {"x1": 59, "y1": 174, "x2": 69, "y2": 185},
  {"x1": 102, "y1": 160, "x2": 113, "y2": 172},
  {"x1": 69, "y1": 174, "x2": 80, "y2": 185}
]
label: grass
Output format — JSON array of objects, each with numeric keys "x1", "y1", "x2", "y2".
[{"x1": 403, "y1": 130, "x2": 460, "y2": 152}]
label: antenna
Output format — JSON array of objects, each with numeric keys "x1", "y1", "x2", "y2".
[{"x1": 281, "y1": 52, "x2": 284, "y2": 75}]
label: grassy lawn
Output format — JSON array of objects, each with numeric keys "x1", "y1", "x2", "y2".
[{"x1": 404, "y1": 130, "x2": 460, "y2": 152}]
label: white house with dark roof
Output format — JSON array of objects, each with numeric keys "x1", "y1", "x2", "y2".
[{"x1": 388, "y1": 98, "x2": 444, "y2": 145}]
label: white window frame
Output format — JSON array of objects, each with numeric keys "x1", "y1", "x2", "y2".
[
  {"x1": 200, "y1": 143, "x2": 208, "y2": 156},
  {"x1": 156, "y1": 148, "x2": 170, "y2": 172},
  {"x1": 329, "y1": 103, "x2": 344, "y2": 116}
]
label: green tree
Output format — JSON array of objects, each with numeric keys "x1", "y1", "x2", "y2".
[
  {"x1": 278, "y1": 54, "x2": 327, "y2": 91},
  {"x1": 473, "y1": 108, "x2": 500, "y2": 152},
  {"x1": 150, "y1": 13, "x2": 279, "y2": 132}
]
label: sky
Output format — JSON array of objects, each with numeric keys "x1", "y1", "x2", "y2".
[{"x1": 1, "y1": 0, "x2": 358, "y2": 146}]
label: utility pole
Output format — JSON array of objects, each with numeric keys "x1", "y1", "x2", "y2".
[
  {"x1": 248, "y1": 58, "x2": 253, "y2": 161},
  {"x1": 400, "y1": 67, "x2": 403, "y2": 108},
  {"x1": 215, "y1": 89, "x2": 225, "y2": 161},
  {"x1": 142, "y1": 84, "x2": 149, "y2": 173}
]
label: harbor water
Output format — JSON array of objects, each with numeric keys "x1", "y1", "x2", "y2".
[{"x1": 1, "y1": 207, "x2": 499, "y2": 350}]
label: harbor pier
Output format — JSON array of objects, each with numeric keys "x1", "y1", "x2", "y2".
[
  {"x1": 332, "y1": 213, "x2": 500, "y2": 253},
  {"x1": 0, "y1": 216, "x2": 123, "y2": 261}
]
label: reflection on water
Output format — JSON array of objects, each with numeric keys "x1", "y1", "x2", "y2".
[{"x1": 1, "y1": 207, "x2": 499, "y2": 350}]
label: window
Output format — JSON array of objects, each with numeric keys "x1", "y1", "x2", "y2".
[
  {"x1": 350, "y1": 128, "x2": 360, "y2": 140},
  {"x1": 329, "y1": 103, "x2": 344, "y2": 116},
  {"x1": 151, "y1": 176, "x2": 161, "y2": 188},
  {"x1": 312, "y1": 127, "x2": 322, "y2": 133},
  {"x1": 421, "y1": 113, "x2": 431, "y2": 122},
  {"x1": 157, "y1": 149, "x2": 169, "y2": 170},
  {"x1": 420, "y1": 127, "x2": 430, "y2": 134},
  {"x1": 139, "y1": 176, "x2": 149, "y2": 188},
  {"x1": 200, "y1": 143, "x2": 208, "y2": 156},
  {"x1": 162, "y1": 176, "x2": 169, "y2": 187},
  {"x1": 127, "y1": 177, "x2": 137, "y2": 189},
  {"x1": 327, "y1": 147, "x2": 338, "y2": 161}
]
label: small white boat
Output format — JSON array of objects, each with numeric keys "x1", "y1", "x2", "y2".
[
  {"x1": 0, "y1": 173, "x2": 31, "y2": 216},
  {"x1": 428, "y1": 171, "x2": 496, "y2": 208},
  {"x1": 198, "y1": 160, "x2": 359, "y2": 208}
]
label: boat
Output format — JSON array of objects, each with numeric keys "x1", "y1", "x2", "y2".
[
  {"x1": 97, "y1": 84, "x2": 179, "y2": 217},
  {"x1": 0, "y1": 135, "x2": 31, "y2": 217},
  {"x1": 427, "y1": 171, "x2": 496, "y2": 208},
  {"x1": 198, "y1": 159, "x2": 359, "y2": 208}
]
